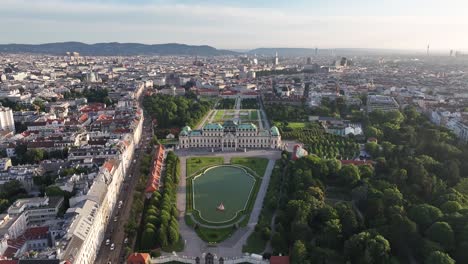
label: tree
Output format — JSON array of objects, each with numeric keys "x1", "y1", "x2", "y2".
[
  {"x1": 1, "y1": 180, "x2": 26, "y2": 199},
  {"x1": 291, "y1": 240, "x2": 307, "y2": 264},
  {"x1": 157, "y1": 227, "x2": 168, "y2": 247},
  {"x1": 383, "y1": 188, "x2": 403, "y2": 206},
  {"x1": 344, "y1": 231, "x2": 391, "y2": 264},
  {"x1": 440, "y1": 201, "x2": 461, "y2": 214},
  {"x1": 408, "y1": 204, "x2": 443, "y2": 230},
  {"x1": 271, "y1": 232, "x2": 288, "y2": 254},
  {"x1": 168, "y1": 226, "x2": 179, "y2": 244},
  {"x1": 141, "y1": 228, "x2": 156, "y2": 249},
  {"x1": 425, "y1": 222, "x2": 455, "y2": 250},
  {"x1": 45, "y1": 185, "x2": 65, "y2": 197},
  {"x1": 24, "y1": 149, "x2": 45, "y2": 163},
  {"x1": 307, "y1": 186, "x2": 325, "y2": 203},
  {"x1": 426, "y1": 251, "x2": 455, "y2": 264},
  {"x1": 359, "y1": 165, "x2": 374, "y2": 179},
  {"x1": 339, "y1": 164, "x2": 361, "y2": 186},
  {"x1": 0, "y1": 199, "x2": 10, "y2": 213}
]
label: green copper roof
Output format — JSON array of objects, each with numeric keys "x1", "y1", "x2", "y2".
[
  {"x1": 182, "y1": 126, "x2": 192, "y2": 132},
  {"x1": 270, "y1": 126, "x2": 280, "y2": 136},
  {"x1": 238, "y1": 123, "x2": 257, "y2": 130},
  {"x1": 190, "y1": 130, "x2": 202, "y2": 136},
  {"x1": 203, "y1": 123, "x2": 223, "y2": 130}
]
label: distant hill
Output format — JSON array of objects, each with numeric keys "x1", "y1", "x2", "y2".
[{"x1": 0, "y1": 42, "x2": 238, "y2": 56}]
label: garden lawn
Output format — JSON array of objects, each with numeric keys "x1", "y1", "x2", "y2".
[
  {"x1": 250, "y1": 110, "x2": 259, "y2": 120},
  {"x1": 195, "y1": 226, "x2": 236, "y2": 243},
  {"x1": 186, "y1": 157, "x2": 223, "y2": 177},
  {"x1": 231, "y1": 157, "x2": 269, "y2": 177},
  {"x1": 214, "y1": 110, "x2": 225, "y2": 122}
]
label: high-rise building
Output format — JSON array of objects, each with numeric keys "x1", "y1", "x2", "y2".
[
  {"x1": 274, "y1": 52, "x2": 279, "y2": 65},
  {"x1": 306, "y1": 57, "x2": 312, "y2": 64},
  {"x1": 0, "y1": 106, "x2": 15, "y2": 132}
]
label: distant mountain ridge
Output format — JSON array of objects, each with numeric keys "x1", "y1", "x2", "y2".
[
  {"x1": 0, "y1": 42, "x2": 238, "y2": 56},
  {"x1": 0, "y1": 42, "x2": 426, "y2": 56}
]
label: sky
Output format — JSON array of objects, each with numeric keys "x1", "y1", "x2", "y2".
[{"x1": 1, "y1": 0, "x2": 467, "y2": 51}]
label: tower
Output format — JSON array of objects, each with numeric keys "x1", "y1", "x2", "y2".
[
  {"x1": 427, "y1": 44, "x2": 430, "y2": 56},
  {"x1": 315, "y1": 47, "x2": 318, "y2": 56},
  {"x1": 274, "y1": 51, "x2": 279, "y2": 65}
]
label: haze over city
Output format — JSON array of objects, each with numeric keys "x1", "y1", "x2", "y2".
[{"x1": 1, "y1": 0, "x2": 468, "y2": 51}]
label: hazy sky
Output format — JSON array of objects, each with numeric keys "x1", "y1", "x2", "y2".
[{"x1": 1, "y1": 0, "x2": 467, "y2": 51}]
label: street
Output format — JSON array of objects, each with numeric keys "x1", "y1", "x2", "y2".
[{"x1": 94, "y1": 111, "x2": 153, "y2": 264}]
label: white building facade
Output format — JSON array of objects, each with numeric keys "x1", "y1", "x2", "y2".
[{"x1": 179, "y1": 121, "x2": 281, "y2": 151}]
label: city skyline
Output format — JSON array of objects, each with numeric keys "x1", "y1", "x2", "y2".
[{"x1": 1, "y1": 0, "x2": 468, "y2": 51}]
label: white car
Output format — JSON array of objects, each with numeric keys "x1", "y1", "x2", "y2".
[
  {"x1": 105, "y1": 239, "x2": 110, "y2": 246},
  {"x1": 124, "y1": 237, "x2": 128, "y2": 244},
  {"x1": 113, "y1": 216, "x2": 118, "y2": 222},
  {"x1": 110, "y1": 243, "x2": 115, "y2": 251}
]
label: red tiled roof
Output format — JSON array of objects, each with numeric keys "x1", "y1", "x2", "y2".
[
  {"x1": 103, "y1": 161, "x2": 114, "y2": 173},
  {"x1": 145, "y1": 145, "x2": 165, "y2": 195},
  {"x1": 0, "y1": 260, "x2": 19, "y2": 264},
  {"x1": 270, "y1": 256, "x2": 290, "y2": 264},
  {"x1": 127, "y1": 252, "x2": 150, "y2": 264}
]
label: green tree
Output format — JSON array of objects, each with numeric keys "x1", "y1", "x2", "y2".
[
  {"x1": 440, "y1": 201, "x2": 461, "y2": 214},
  {"x1": 0, "y1": 199, "x2": 10, "y2": 213},
  {"x1": 291, "y1": 240, "x2": 307, "y2": 264},
  {"x1": 426, "y1": 251, "x2": 455, "y2": 264},
  {"x1": 425, "y1": 222, "x2": 455, "y2": 250},
  {"x1": 344, "y1": 231, "x2": 391, "y2": 264},
  {"x1": 141, "y1": 228, "x2": 156, "y2": 249},
  {"x1": 157, "y1": 227, "x2": 168, "y2": 247},
  {"x1": 339, "y1": 164, "x2": 361, "y2": 186},
  {"x1": 408, "y1": 204, "x2": 443, "y2": 230}
]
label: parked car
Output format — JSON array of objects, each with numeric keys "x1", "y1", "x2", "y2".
[
  {"x1": 110, "y1": 243, "x2": 115, "y2": 251},
  {"x1": 124, "y1": 237, "x2": 128, "y2": 244},
  {"x1": 105, "y1": 239, "x2": 110, "y2": 246}
]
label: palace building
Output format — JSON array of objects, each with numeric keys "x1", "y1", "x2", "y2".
[{"x1": 179, "y1": 120, "x2": 281, "y2": 151}]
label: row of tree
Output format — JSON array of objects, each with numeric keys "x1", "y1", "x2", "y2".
[
  {"x1": 216, "y1": 98, "x2": 236, "y2": 109},
  {"x1": 13, "y1": 145, "x2": 68, "y2": 165},
  {"x1": 282, "y1": 129, "x2": 360, "y2": 160},
  {"x1": 139, "y1": 151, "x2": 181, "y2": 250},
  {"x1": 241, "y1": 98, "x2": 259, "y2": 109},
  {"x1": 143, "y1": 94, "x2": 213, "y2": 129}
]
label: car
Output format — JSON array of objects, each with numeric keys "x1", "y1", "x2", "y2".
[
  {"x1": 110, "y1": 243, "x2": 115, "y2": 251},
  {"x1": 124, "y1": 237, "x2": 128, "y2": 244},
  {"x1": 113, "y1": 216, "x2": 117, "y2": 222},
  {"x1": 105, "y1": 239, "x2": 110, "y2": 246}
]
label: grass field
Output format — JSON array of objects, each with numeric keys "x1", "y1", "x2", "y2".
[
  {"x1": 250, "y1": 110, "x2": 259, "y2": 120},
  {"x1": 186, "y1": 157, "x2": 223, "y2": 177},
  {"x1": 192, "y1": 166, "x2": 256, "y2": 223},
  {"x1": 209, "y1": 109, "x2": 260, "y2": 125},
  {"x1": 231, "y1": 157, "x2": 269, "y2": 177},
  {"x1": 195, "y1": 226, "x2": 236, "y2": 243},
  {"x1": 213, "y1": 110, "x2": 225, "y2": 122}
]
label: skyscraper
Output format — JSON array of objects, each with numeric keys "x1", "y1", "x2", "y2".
[{"x1": 274, "y1": 52, "x2": 279, "y2": 65}]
